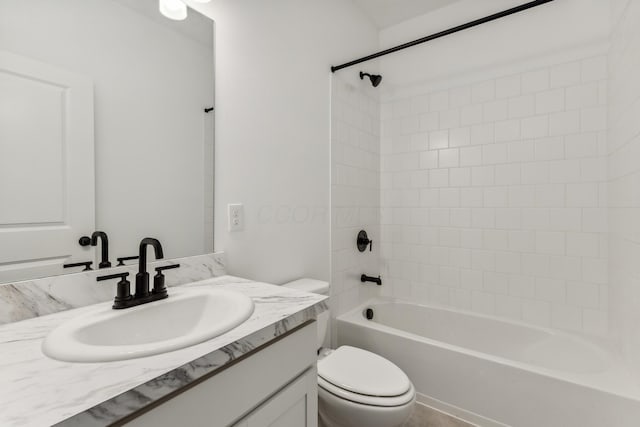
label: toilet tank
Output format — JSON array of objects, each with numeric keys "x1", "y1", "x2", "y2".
[{"x1": 282, "y1": 278, "x2": 329, "y2": 350}]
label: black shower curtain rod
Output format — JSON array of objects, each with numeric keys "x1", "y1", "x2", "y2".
[{"x1": 330, "y1": 0, "x2": 556, "y2": 73}]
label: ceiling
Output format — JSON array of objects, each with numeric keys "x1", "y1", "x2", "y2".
[
  {"x1": 352, "y1": 0, "x2": 463, "y2": 29},
  {"x1": 111, "y1": 0, "x2": 213, "y2": 47}
]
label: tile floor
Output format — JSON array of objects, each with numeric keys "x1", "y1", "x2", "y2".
[{"x1": 403, "y1": 403, "x2": 476, "y2": 427}]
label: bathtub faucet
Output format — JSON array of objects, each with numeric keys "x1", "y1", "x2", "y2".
[{"x1": 361, "y1": 274, "x2": 382, "y2": 286}]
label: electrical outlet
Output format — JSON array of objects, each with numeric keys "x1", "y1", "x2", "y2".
[{"x1": 228, "y1": 204, "x2": 244, "y2": 232}]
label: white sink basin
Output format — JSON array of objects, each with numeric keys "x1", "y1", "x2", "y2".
[{"x1": 42, "y1": 287, "x2": 255, "y2": 363}]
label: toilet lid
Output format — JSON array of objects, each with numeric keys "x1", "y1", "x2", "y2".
[
  {"x1": 317, "y1": 346, "x2": 411, "y2": 397},
  {"x1": 318, "y1": 376, "x2": 415, "y2": 407}
]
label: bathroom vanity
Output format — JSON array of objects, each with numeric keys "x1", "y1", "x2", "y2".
[
  {"x1": 129, "y1": 322, "x2": 318, "y2": 427},
  {"x1": 0, "y1": 272, "x2": 326, "y2": 427}
]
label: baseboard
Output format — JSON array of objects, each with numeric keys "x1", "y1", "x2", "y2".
[{"x1": 415, "y1": 392, "x2": 509, "y2": 427}]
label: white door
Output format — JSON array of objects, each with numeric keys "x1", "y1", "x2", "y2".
[{"x1": 0, "y1": 51, "x2": 95, "y2": 282}]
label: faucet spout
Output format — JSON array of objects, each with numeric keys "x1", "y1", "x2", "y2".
[
  {"x1": 135, "y1": 238, "x2": 164, "y2": 298},
  {"x1": 138, "y1": 238, "x2": 164, "y2": 275},
  {"x1": 91, "y1": 231, "x2": 111, "y2": 268}
]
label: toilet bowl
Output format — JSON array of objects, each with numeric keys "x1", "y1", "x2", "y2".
[
  {"x1": 282, "y1": 278, "x2": 415, "y2": 427},
  {"x1": 317, "y1": 346, "x2": 416, "y2": 427}
]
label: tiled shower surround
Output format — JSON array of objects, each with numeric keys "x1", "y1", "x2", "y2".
[
  {"x1": 331, "y1": 74, "x2": 381, "y2": 328},
  {"x1": 378, "y1": 52, "x2": 609, "y2": 336}
]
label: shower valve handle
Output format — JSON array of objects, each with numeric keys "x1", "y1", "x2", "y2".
[{"x1": 357, "y1": 230, "x2": 373, "y2": 252}]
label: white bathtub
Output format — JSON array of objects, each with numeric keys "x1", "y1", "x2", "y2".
[{"x1": 337, "y1": 299, "x2": 640, "y2": 427}]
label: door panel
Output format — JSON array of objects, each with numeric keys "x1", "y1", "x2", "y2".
[{"x1": 0, "y1": 51, "x2": 95, "y2": 281}]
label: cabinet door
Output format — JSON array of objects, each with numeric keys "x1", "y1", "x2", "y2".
[{"x1": 236, "y1": 367, "x2": 317, "y2": 427}]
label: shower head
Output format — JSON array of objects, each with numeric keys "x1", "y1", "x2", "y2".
[{"x1": 360, "y1": 71, "x2": 382, "y2": 88}]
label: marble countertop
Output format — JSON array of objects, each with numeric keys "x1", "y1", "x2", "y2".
[{"x1": 0, "y1": 276, "x2": 327, "y2": 427}]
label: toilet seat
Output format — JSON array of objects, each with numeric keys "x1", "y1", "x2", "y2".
[
  {"x1": 317, "y1": 346, "x2": 415, "y2": 407},
  {"x1": 318, "y1": 376, "x2": 415, "y2": 407}
]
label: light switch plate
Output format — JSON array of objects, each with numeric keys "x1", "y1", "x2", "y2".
[{"x1": 228, "y1": 204, "x2": 244, "y2": 232}]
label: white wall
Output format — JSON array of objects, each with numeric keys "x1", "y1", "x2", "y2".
[
  {"x1": 379, "y1": 0, "x2": 610, "y2": 87},
  {"x1": 191, "y1": 0, "x2": 378, "y2": 284},
  {"x1": 608, "y1": 0, "x2": 640, "y2": 379},
  {"x1": 0, "y1": 0, "x2": 213, "y2": 261}
]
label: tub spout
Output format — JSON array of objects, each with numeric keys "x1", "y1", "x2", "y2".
[{"x1": 361, "y1": 274, "x2": 382, "y2": 286}]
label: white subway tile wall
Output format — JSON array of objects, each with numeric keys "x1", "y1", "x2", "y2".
[
  {"x1": 380, "y1": 54, "x2": 609, "y2": 335},
  {"x1": 331, "y1": 75, "x2": 381, "y2": 330},
  {"x1": 609, "y1": 0, "x2": 640, "y2": 377}
]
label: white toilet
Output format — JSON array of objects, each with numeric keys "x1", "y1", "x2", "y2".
[{"x1": 283, "y1": 279, "x2": 415, "y2": 427}]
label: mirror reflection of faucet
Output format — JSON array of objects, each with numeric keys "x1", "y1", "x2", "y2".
[
  {"x1": 78, "y1": 230, "x2": 112, "y2": 269},
  {"x1": 63, "y1": 261, "x2": 93, "y2": 271},
  {"x1": 116, "y1": 255, "x2": 139, "y2": 266},
  {"x1": 91, "y1": 231, "x2": 111, "y2": 268}
]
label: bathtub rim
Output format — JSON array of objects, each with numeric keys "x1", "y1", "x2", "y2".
[{"x1": 337, "y1": 297, "x2": 640, "y2": 403}]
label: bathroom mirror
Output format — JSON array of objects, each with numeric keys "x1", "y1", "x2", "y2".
[{"x1": 0, "y1": 0, "x2": 214, "y2": 283}]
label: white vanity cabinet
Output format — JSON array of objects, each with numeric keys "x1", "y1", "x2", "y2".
[
  {"x1": 127, "y1": 322, "x2": 318, "y2": 427},
  {"x1": 232, "y1": 367, "x2": 317, "y2": 427}
]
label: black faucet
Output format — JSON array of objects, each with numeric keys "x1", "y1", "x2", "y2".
[
  {"x1": 135, "y1": 238, "x2": 164, "y2": 299},
  {"x1": 91, "y1": 231, "x2": 111, "y2": 269},
  {"x1": 97, "y1": 238, "x2": 179, "y2": 309}
]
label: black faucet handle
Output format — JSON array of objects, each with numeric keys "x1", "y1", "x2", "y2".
[
  {"x1": 116, "y1": 255, "x2": 139, "y2": 266},
  {"x1": 97, "y1": 272, "x2": 132, "y2": 309},
  {"x1": 152, "y1": 264, "x2": 179, "y2": 298},
  {"x1": 155, "y1": 264, "x2": 180, "y2": 273},
  {"x1": 97, "y1": 272, "x2": 129, "y2": 282},
  {"x1": 63, "y1": 261, "x2": 93, "y2": 271}
]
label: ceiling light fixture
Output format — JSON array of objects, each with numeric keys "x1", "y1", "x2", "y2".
[{"x1": 159, "y1": 0, "x2": 187, "y2": 21}]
